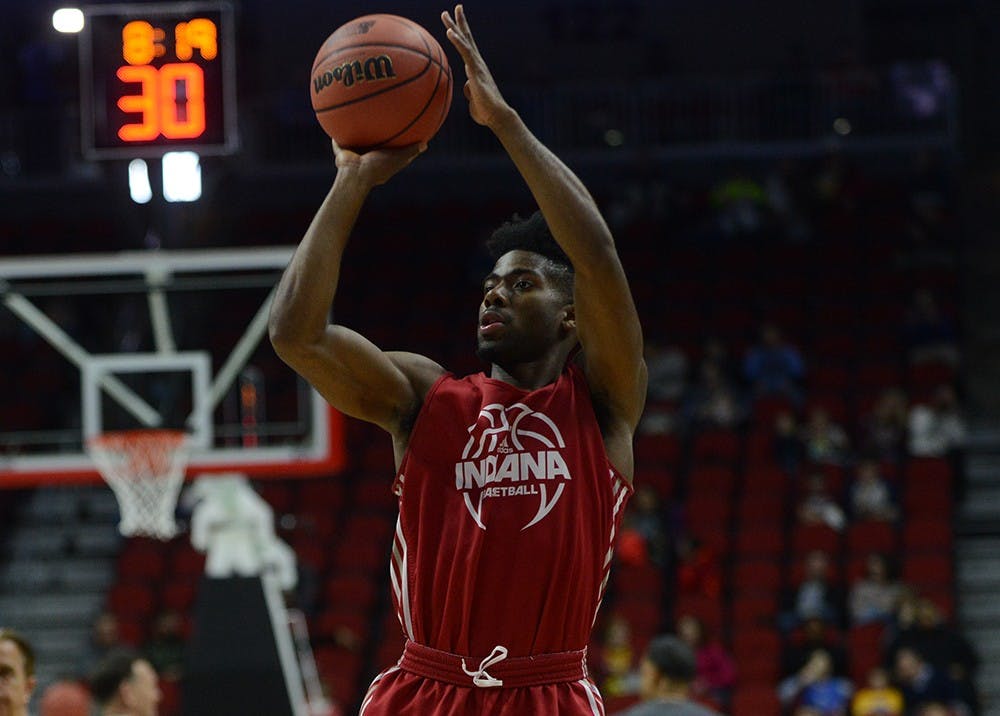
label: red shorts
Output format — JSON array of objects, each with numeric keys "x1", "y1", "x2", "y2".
[{"x1": 359, "y1": 642, "x2": 606, "y2": 715}]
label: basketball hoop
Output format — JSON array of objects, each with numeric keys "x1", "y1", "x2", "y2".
[{"x1": 88, "y1": 430, "x2": 189, "y2": 539}]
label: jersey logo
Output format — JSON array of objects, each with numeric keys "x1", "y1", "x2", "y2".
[{"x1": 453, "y1": 403, "x2": 571, "y2": 530}]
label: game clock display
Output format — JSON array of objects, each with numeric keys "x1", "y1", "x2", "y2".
[{"x1": 81, "y1": 2, "x2": 237, "y2": 159}]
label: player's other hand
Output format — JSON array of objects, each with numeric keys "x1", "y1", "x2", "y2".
[
  {"x1": 332, "y1": 139, "x2": 426, "y2": 188},
  {"x1": 441, "y1": 5, "x2": 514, "y2": 130}
]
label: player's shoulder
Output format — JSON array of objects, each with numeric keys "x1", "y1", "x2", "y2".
[{"x1": 386, "y1": 351, "x2": 447, "y2": 398}]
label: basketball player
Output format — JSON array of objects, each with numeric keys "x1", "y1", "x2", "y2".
[
  {"x1": 270, "y1": 5, "x2": 646, "y2": 714},
  {"x1": 0, "y1": 628, "x2": 36, "y2": 716},
  {"x1": 89, "y1": 649, "x2": 161, "y2": 716}
]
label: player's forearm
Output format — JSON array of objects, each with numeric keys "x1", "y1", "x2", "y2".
[
  {"x1": 269, "y1": 169, "x2": 369, "y2": 353},
  {"x1": 492, "y1": 110, "x2": 616, "y2": 267}
]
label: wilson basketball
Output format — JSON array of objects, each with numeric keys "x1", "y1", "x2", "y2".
[{"x1": 310, "y1": 14, "x2": 452, "y2": 150}]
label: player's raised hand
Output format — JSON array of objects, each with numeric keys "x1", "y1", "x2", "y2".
[
  {"x1": 441, "y1": 5, "x2": 513, "y2": 129},
  {"x1": 332, "y1": 138, "x2": 426, "y2": 188}
]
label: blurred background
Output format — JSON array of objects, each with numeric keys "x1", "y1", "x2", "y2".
[{"x1": 2, "y1": 0, "x2": 1000, "y2": 714}]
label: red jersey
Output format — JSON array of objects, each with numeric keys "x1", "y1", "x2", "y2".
[{"x1": 388, "y1": 363, "x2": 632, "y2": 658}]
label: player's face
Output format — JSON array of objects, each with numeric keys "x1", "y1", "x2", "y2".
[
  {"x1": 476, "y1": 250, "x2": 572, "y2": 366},
  {"x1": 123, "y1": 660, "x2": 161, "y2": 716},
  {"x1": 0, "y1": 640, "x2": 34, "y2": 716}
]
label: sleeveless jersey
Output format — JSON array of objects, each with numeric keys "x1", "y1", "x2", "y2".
[{"x1": 389, "y1": 363, "x2": 632, "y2": 658}]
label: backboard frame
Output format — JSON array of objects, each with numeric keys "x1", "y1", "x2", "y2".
[{"x1": 0, "y1": 247, "x2": 346, "y2": 487}]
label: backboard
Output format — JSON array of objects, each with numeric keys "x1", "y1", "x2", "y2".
[{"x1": 0, "y1": 246, "x2": 345, "y2": 486}]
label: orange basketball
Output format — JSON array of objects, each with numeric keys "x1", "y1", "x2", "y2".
[{"x1": 310, "y1": 14, "x2": 452, "y2": 150}]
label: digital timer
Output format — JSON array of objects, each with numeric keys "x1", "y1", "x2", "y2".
[{"x1": 81, "y1": 2, "x2": 237, "y2": 159}]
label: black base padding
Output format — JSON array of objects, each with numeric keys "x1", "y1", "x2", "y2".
[{"x1": 181, "y1": 576, "x2": 296, "y2": 716}]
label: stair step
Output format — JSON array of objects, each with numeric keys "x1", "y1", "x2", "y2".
[
  {"x1": 0, "y1": 593, "x2": 104, "y2": 628},
  {"x1": 0, "y1": 559, "x2": 116, "y2": 593},
  {"x1": 958, "y1": 489, "x2": 1000, "y2": 519}
]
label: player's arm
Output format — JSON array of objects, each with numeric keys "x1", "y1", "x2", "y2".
[
  {"x1": 268, "y1": 141, "x2": 444, "y2": 436},
  {"x1": 442, "y1": 5, "x2": 646, "y2": 427}
]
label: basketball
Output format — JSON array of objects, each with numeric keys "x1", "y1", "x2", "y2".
[{"x1": 310, "y1": 14, "x2": 453, "y2": 150}]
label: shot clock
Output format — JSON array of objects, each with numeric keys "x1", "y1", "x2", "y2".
[{"x1": 81, "y1": 2, "x2": 237, "y2": 158}]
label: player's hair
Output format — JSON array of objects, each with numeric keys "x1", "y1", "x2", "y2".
[
  {"x1": 645, "y1": 635, "x2": 696, "y2": 683},
  {"x1": 89, "y1": 648, "x2": 141, "y2": 704},
  {"x1": 0, "y1": 628, "x2": 35, "y2": 677},
  {"x1": 486, "y1": 211, "x2": 574, "y2": 299}
]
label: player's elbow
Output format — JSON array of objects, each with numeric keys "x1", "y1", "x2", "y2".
[{"x1": 268, "y1": 312, "x2": 312, "y2": 365}]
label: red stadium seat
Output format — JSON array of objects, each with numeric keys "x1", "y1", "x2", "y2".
[
  {"x1": 905, "y1": 458, "x2": 953, "y2": 490},
  {"x1": 354, "y1": 476, "x2": 398, "y2": 513},
  {"x1": 731, "y1": 593, "x2": 779, "y2": 630},
  {"x1": 332, "y1": 539, "x2": 389, "y2": 575},
  {"x1": 255, "y1": 481, "x2": 295, "y2": 515},
  {"x1": 691, "y1": 428, "x2": 742, "y2": 465},
  {"x1": 297, "y1": 479, "x2": 347, "y2": 514},
  {"x1": 902, "y1": 517, "x2": 953, "y2": 552},
  {"x1": 908, "y1": 361, "x2": 956, "y2": 390},
  {"x1": 108, "y1": 581, "x2": 158, "y2": 620},
  {"x1": 737, "y1": 493, "x2": 786, "y2": 526},
  {"x1": 673, "y1": 594, "x2": 724, "y2": 634},
  {"x1": 902, "y1": 552, "x2": 954, "y2": 589},
  {"x1": 635, "y1": 433, "x2": 682, "y2": 468},
  {"x1": 735, "y1": 525, "x2": 785, "y2": 557},
  {"x1": 324, "y1": 574, "x2": 380, "y2": 611},
  {"x1": 117, "y1": 539, "x2": 168, "y2": 581},
  {"x1": 688, "y1": 466, "x2": 737, "y2": 498},
  {"x1": 846, "y1": 521, "x2": 897, "y2": 555},
  {"x1": 743, "y1": 465, "x2": 790, "y2": 494},
  {"x1": 636, "y1": 466, "x2": 675, "y2": 500},
  {"x1": 733, "y1": 560, "x2": 782, "y2": 594},
  {"x1": 744, "y1": 428, "x2": 777, "y2": 467},
  {"x1": 684, "y1": 494, "x2": 732, "y2": 527},
  {"x1": 791, "y1": 523, "x2": 842, "y2": 556},
  {"x1": 161, "y1": 580, "x2": 198, "y2": 613},
  {"x1": 614, "y1": 565, "x2": 664, "y2": 601}
]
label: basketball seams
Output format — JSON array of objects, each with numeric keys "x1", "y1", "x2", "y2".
[
  {"x1": 311, "y1": 42, "x2": 445, "y2": 75},
  {"x1": 311, "y1": 13, "x2": 452, "y2": 148},
  {"x1": 367, "y1": 49, "x2": 449, "y2": 149}
]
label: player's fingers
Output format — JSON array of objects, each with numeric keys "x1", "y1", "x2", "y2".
[{"x1": 445, "y1": 27, "x2": 472, "y2": 59}]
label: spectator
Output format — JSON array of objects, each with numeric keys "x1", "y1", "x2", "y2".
[
  {"x1": 683, "y1": 361, "x2": 744, "y2": 430},
  {"x1": 645, "y1": 342, "x2": 689, "y2": 402},
  {"x1": 144, "y1": 610, "x2": 185, "y2": 681},
  {"x1": 902, "y1": 290, "x2": 959, "y2": 367},
  {"x1": 851, "y1": 667, "x2": 903, "y2": 716},
  {"x1": 860, "y1": 389, "x2": 909, "y2": 463},
  {"x1": 782, "y1": 551, "x2": 845, "y2": 631},
  {"x1": 640, "y1": 343, "x2": 688, "y2": 435},
  {"x1": 778, "y1": 648, "x2": 853, "y2": 716},
  {"x1": 86, "y1": 612, "x2": 123, "y2": 668},
  {"x1": 774, "y1": 410, "x2": 806, "y2": 473},
  {"x1": 798, "y1": 471, "x2": 847, "y2": 531},
  {"x1": 709, "y1": 167, "x2": 768, "y2": 239},
  {"x1": 908, "y1": 386, "x2": 965, "y2": 457},
  {"x1": 675, "y1": 614, "x2": 736, "y2": 707},
  {"x1": 850, "y1": 460, "x2": 899, "y2": 522},
  {"x1": 601, "y1": 613, "x2": 640, "y2": 698},
  {"x1": 624, "y1": 485, "x2": 668, "y2": 566},
  {"x1": 801, "y1": 408, "x2": 851, "y2": 466},
  {"x1": 615, "y1": 635, "x2": 722, "y2": 715},
  {"x1": 783, "y1": 617, "x2": 848, "y2": 679},
  {"x1": 849, "y1": 553, "x2": 903, "y2": 626},
  {"x1": 893, "y1": 648, "x2": 955, "y2": 716},
  {"x1": 89, "y1": 649, "x2": 161, "y2": 716},
  {"x1": 744, "y1": 323, "x2": 805, "y2": 404},
  {"x1": 674, "y1": 536, "x2": 722, "y2": 601},
  {"x1": 887, "y1": 600, "x2": 979, "y2": 714},
  {"x1": 38, "y1": 680, "x2": 92, "y2": 716},
  {"x1": 0, "y1": 628, "x2": 36, "y2": 716}
]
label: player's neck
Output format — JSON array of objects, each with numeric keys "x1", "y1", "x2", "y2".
[{"x1": 490, "y1": 354, "x2": 567, "y2": 390}]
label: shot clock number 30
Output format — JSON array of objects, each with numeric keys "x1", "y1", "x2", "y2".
[{"x1": 81, "y1": 2, "x2": 237, "y2": 158}]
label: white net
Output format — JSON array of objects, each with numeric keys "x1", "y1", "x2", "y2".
[{"x1": 87, "y1": 430, "x2": 189, "y2": 539}]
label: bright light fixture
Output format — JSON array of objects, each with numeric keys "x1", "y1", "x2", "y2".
[{"x1": 52, "y1": 8, "x2": 84, "y2": 33}]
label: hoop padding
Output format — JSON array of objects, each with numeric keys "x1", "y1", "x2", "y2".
[{"x1": 88, "y1": 430, "x2": 189, "y2": 539}]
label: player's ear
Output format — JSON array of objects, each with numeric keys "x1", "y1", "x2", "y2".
[{"x1": 561, "y1": 305, "x2": 576, "y2": 334}]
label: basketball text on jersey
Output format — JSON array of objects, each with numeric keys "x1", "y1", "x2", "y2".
[
  {"x1": 312, "y1": 55, "x2": 396, "y2": 93},
  {"x1": 453, "y1": 403, "x2": 572, "y2": 530}
]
